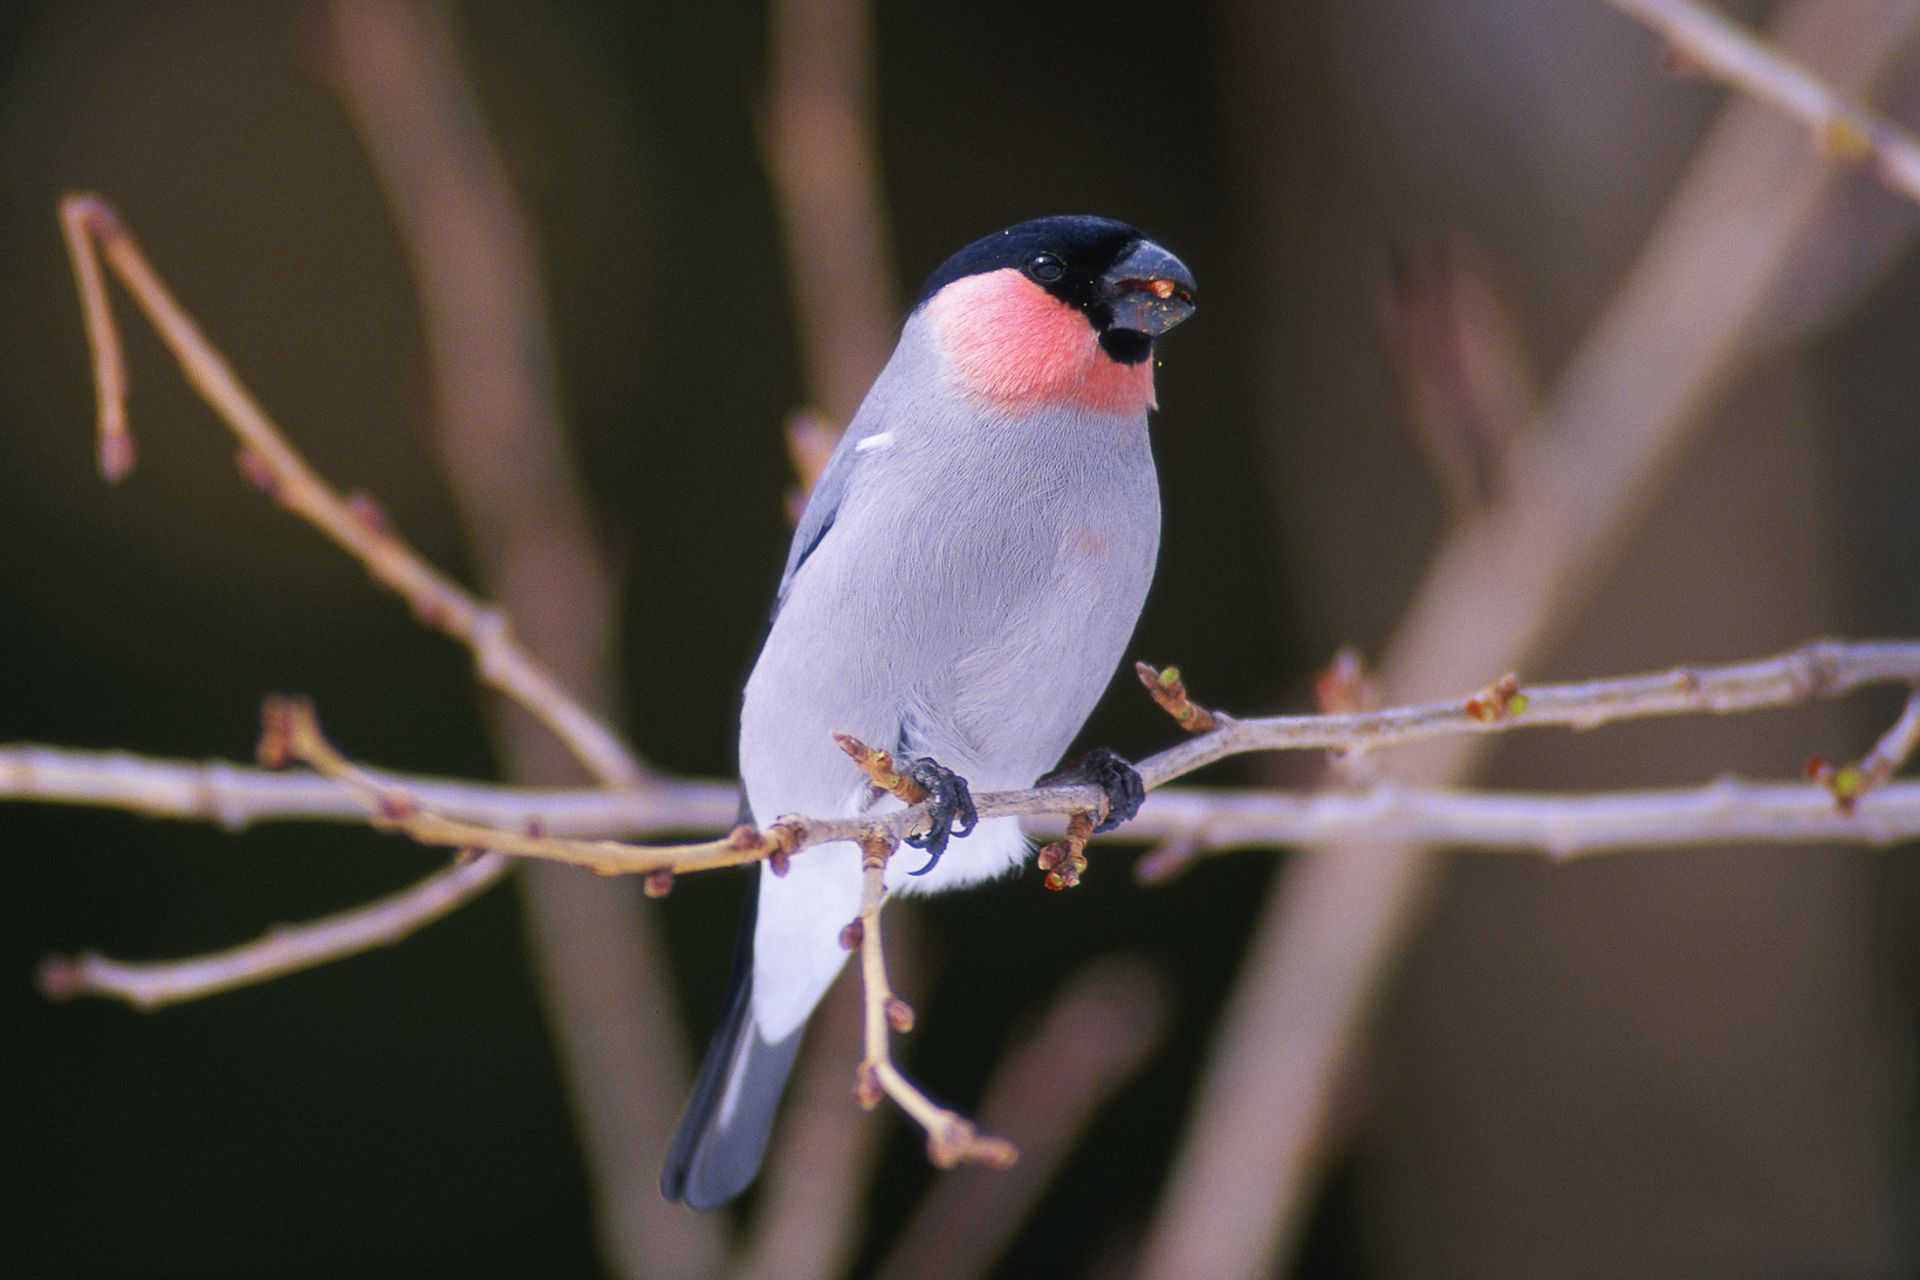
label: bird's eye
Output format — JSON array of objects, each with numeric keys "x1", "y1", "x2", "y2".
[{"x1": 1027, "y1": 253, "x2": 1066, "y2": 283}]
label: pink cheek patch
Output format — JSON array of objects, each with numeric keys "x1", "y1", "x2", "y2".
[{"x1": 927, "y1": 269, "x2": 1156, "y2": 415}]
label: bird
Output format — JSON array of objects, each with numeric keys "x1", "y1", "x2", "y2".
[{"x1": 661, "y1": 215, "x2": 1197, "y2": 1209}]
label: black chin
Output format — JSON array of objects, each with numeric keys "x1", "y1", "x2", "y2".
[{"x1": 1098, "y1": 327, "x2": 1153, "y2": 365}]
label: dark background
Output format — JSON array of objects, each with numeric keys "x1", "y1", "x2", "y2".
[{"x1": 5, "y1": 2, "x2": 1918, "y2": 1277}]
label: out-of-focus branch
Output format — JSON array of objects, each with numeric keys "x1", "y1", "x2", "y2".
[
  {"x1": 872, "y1": 959, "x2": 1169, "y2": 1280},
  {"x1": 1376, "y1": 231, "x2": 1538, "y2": 515},
  {"x1": 762, "y1": 0, "x2": 897, "y2": 427},
  {"x1": 1144, "y1": 3, "x2": 1920, "y2": 1277},
  {"x1": 56, "y1": 194, "x2": 648, "y2": 793},
  {"x1": 1612, "y1": 0, "x2": 1920, "y2": 205},
  {"x1": 325, "y1": 3, "x2": 720, "y2": 1277},
  {"x1": 39, "y1": 855, "x2": 510, "y2": 1010}
]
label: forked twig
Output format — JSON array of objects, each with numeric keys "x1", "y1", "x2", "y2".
[
  {"x1": 52, "y1": 193, "x2": 654, "y2": 1013},
  {"x1": 1808, "y1": 688, "x2": 1920, "y2": 809}
]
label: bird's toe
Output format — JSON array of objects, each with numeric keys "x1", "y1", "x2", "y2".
[{"x1": 901, "y1": 756, "x2": 976, "y2": 874}]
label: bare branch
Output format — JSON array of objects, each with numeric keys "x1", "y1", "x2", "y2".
[
  {"x1": 1133, "y1": 640, "x2": 1920, "y2": 788},
  {"x1": 1611, "y1": 0, "x2": 1920, "y2": 206},
  {"x1": 56, "y1": 194, "x2": 648, "y2": 792},
  {"x1": 0, "y1": 741, "x2": 738, "y2": 835},
  {"x1": 39, "y1": 855, "x2": 510, "y2": 1010},
  {"x1": 17, "y1": 737, "x2": 1920, "y2": 867},
  {"x1": 852, "y1": 833, "x2": 1017, "y2": 1170},
  {"x1": 37, "y1": 758, "x2": 1920, "y2": 1013},
  {"x1": 18, "y1": 636, "x2": 1920, "y2": 871},
  {"x1": 1138, "y1": 776, "x2": 1920, "y2": 875}
]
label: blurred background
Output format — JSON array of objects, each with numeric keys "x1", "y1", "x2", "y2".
[{"x1": 5, "y1": 1, "x2": 1919, "y2": 1276}]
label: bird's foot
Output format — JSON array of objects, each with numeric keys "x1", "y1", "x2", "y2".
[
  {"x1": 1042, "y1": 747, "x2": 1145, "y2": 832},
  {"x1": 901, "y1": 756, "x2": 977, "y2": 875}
]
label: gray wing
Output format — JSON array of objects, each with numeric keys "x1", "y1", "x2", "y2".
[{"x1": 775, "y1": 415, "x2": 885, "y2": 611}]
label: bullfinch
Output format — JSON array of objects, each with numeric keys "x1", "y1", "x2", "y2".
[{"x1": 662, "y1": 215, "x2": 1196, "y2": 1208}]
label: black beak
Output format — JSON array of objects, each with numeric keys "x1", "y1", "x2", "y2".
[{"x1": 1101, "y1": 239, "x2": 1197, "y2": 337}]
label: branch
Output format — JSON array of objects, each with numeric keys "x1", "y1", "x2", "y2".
[
  {"x1": 0, "y1": 742, "x2": 738, "y2": 834},
  {"x1": 236, "y1": 641, "x2": 1920, "y2": 878},
  {"x1": 852, "y1": 834, "x2": 1017, "y2": 1170},
  {"x1": 1809, "y1": 689, "x2": 1920, "y2": 808},
  {"x1": 39, "y1": 854, "x2": 510, "y2": 1010},
  {"x1": 1130, "y1": 639, "x2": 1920, "y2": 787},
  {"x1": 17, "y1": 635, "x2": 1920, "y2": 865},
  {"x1": 29, "y1": 639, "x2": 1920, "y2": 1014},
  {"x1": 54, "y1": 187, "x2": 658, "y2": 1073},
  {"x1": 17, "y1": 737, "x2": 1920, "y2": 865},
  {"x1": 57, "y1": 195, "x2": 648, "y2": 793},
  {"x1": 1136, "y1": 776, "x2": 1920, "y2": 874},
  {"x1": 1611, "y1": 0, "x2": 1920, "y2": 206}
]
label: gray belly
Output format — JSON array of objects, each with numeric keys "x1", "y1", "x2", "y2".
[{"x1": 740, "y1": 416, "x2": 1160, "y2": 821}]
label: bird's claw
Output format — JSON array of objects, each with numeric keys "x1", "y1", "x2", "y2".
[
  {"x1": 902, "y1": 756, "x2": 977, "y2": 875},
  {"x1": 1045, "y1": 747, "x2": 1144, "y2": 832}
]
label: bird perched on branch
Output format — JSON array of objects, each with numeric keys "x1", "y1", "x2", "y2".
[{"x1": 662, "y1": 215, "x2": 1197, "y2": 1208}]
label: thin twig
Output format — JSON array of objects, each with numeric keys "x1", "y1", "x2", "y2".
[
  {"x1": 1132, "y1": 639, "x2": 1920, "y2": 788},
  {"x1": 57, "y1": 194, "x2": 648, "y2": 793},
  {"x1": 39, "y1": 855, "x2": 510, "y2": 1010},
  {"x1": 853, "y1": 833, "x2": 1017, "y2": 1171},
  {"x1": 1611, "y1": 0, "x2": 1920, "y2": 205}
]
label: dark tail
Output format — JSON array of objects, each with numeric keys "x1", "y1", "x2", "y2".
[{"x1": 661, "y1": 870, "x2": 804, "y2": 1209}]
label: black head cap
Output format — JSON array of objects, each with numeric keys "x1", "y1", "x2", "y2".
[{"x1": 912, "y1": 215, "x2": 1149, "y2": 311}]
